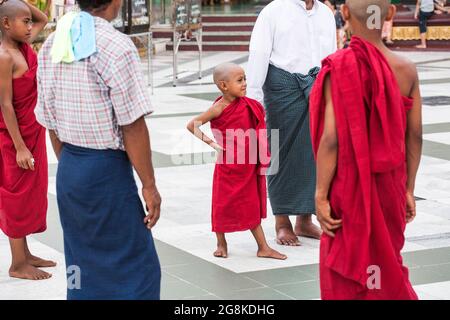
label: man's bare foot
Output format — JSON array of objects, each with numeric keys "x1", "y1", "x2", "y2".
[
  {"x1": 257, "y1": 247, "x2": 287, "y2": 260},
  {"x1": 213, "y1": 244, "x2": 228, "y2": 258},
  {"x1": 26, "y1": 255, "x2": 57, "y2": 268},
  {"x1": 276, "y1": 226, "x2": 301, "y2": 246},
  {"x1": 9, "y1": 263, "x2": 52, "y2": 280},
  {"x1": 295, "y1": 221, "x2": 323, "y2": 240},
  {"x1": 415, "y1": 44, "x2": 427, "y2": 49}
]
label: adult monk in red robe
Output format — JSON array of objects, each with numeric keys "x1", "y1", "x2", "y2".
[
  {"x1": 309, "y1": 0, "x2": 423, "y2": 299},
  {"x1": 187, "y1": 63, "x2": 286, "y2": 260},
  {"x1": 0, "y1": 0, "x2": 55, "y2": 280}
]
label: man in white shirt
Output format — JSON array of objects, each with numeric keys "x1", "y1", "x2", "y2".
[{"x1": 246, "y1": 0, "x2": 337, "y2": 246}]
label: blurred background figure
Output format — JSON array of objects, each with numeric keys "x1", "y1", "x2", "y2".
[
  {"x1": 434, "y1": 0, "x2": 449, "y2": 14},
  {"x1": 382, "y1": 20, "x2": 394, "y2": 45},
  {"x1": 323, "y1": 0, "x2": 348, "y2": 49}
]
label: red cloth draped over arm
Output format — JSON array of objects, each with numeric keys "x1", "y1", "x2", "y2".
[{"x1": 309, "y1": 36, "x2": 417, "y2": 300}]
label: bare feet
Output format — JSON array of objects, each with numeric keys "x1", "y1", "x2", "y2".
[
  {"x1": 275, "y1": 215, "x2": 301, "y2": 246},
  {"x1": 9, "y1": 263, "x2": 52, "y2": 281},
  {"x1": 257, "y1": 247, "x2": 287, "y2": 260},
  {"x1": 276, "y1": 227, "x2": 301, "y2": 246},
  {"x1": 295, "y1": 216, "x2": 323, "y2": 240},
  {"x1": 415, "y1": 44, "x2": 427, "y2": 49},
  {"x1": 213, "y1": 244, "x2": 228, "y2": 258},
  {"x1": 27, "y1": 255, "x2": 57, "y2": 268}
]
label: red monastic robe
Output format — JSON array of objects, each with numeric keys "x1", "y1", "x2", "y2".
[
  {"x1": 309, "y1": 36, "x2": 418, "y2": 300},
  {"x1": 210, "y1": 96, "x2": 269, "y2": 233},
  {"x1": 0, "y1": 43, "x2": 48, "y2": 239}
]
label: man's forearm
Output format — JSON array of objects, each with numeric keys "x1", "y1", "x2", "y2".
[
  {"x1": 49, "y1": 130, "x2": 63, "y2": 160},
  {"x1": 122, "y1": 117, "x2": 156, "y2": 188}
]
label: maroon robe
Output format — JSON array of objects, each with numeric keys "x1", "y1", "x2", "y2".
[
  {"x1": 210, "y1": 96, "x2": 269, "y2": 233},
  {"x1": 0, "y1": 43, "x2": 48, "y2": 239},
  {"x1": 309, "y1": 36, "x2": 418, "y2": 300}
]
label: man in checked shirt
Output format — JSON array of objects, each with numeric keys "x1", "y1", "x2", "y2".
[{"x1": 35, "y1": 0, "x2": 161, "y2": 300}]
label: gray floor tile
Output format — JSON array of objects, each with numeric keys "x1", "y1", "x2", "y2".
[
  {"x1": 242, "y1": 268, "x2": 315, "y2": 287},
  {"x1": 273, "y1": 280, "x2": 321, "y2": 300}
]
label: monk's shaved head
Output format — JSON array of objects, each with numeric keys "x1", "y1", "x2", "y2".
[
  {"x1": 213, "y1": 63, "x2": 243, "y2": 85},
  {"x1": 0, "y1": 0, "x2": 30, "y2": 21},
  {"x1": 345, "y1": 0, "x2": 391, "y2": 24}
]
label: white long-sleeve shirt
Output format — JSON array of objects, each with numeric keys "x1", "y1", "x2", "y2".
[{"x1": 246, "y1": 0, "x2": 337, "y2": 104}]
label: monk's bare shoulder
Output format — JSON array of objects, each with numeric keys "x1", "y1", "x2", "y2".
[
  {"x1": 0, "y1": 48, "x2": 14, "y2": 76},
  {"x1": 389, "y1": 51, "x2": 417, "y2": 78},
  {"x1": 395, "y1": 52, "x2": 417, "y2": 77},
  {"x1": 385, "y1": 50, "x2": 418, "y2": 95},
  {"x1": 208, "y1": 102, "x2": 225, "y2": 119}
]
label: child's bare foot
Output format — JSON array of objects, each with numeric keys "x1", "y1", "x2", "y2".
[
  {"x1": 415, "y1": 44, "x2": 427, "y2": 49},
  {"x1": 9, "y1": 263, "x2": 52, "y2": 280},
  {"x1": 213, "y1": 244, "x2": 228, "y2": 258},
  {"x1": 257, "y1": 247, "x2": 287, "y2": 260},
  {"x1": 26, "y1": 254, "x2": 57, "y2": 268}
]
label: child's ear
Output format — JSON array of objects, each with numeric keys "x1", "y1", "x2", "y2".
[
  {"x1": 219, "y1": 80, "x2": 228, "y2": 92},
  {"x1": 386, "y1": 4, "x2": 396, "y2": 22},
  {"x1": 2, "y1": 16, "x2": 10, "y2": 30}
]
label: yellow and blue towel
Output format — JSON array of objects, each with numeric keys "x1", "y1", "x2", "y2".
[{"x1": 51, "y1": 12, "x2": 97, "y2": 64}]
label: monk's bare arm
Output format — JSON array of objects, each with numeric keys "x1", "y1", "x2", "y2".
[
  {"x1": 316, "y1": 75, "x2": 338, "y2": 200},
  {"x1": 49, "y1": 130, "x2": 63, "y2": 160},
  {"x1": 25, "y1": 0, "x2": 48, "y2": 43},
  {"x1": 405, "y1": 69, "x2": 423, "y2": 223},
  {"x1": 186, "y1": 103, "x2": 223, "y2": 151},
  {"x1": 315, "y1": 75, "x2": 342, "y2": 236},
  {"x1": 0, "y1": 52, "x2": 34, "y2": 170},
  {"x1": 406, "y1": 72, "x2": 423, "y2": 194}
]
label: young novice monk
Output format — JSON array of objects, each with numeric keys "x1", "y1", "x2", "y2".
[
  {"x1": 309, "y1": 0, "x2": 422, "y2": 299},
  {"x1": 0, "y1": 0, "x2": 54, "y2": 280},
  {"x1": 187, "y1": 63, "x2": 287, "y2": 260}
]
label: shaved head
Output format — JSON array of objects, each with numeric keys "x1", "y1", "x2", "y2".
[
  {"x1": 345, "y1": 0, "x2": 391, "y2": 24},
  {"x1": 0, "y1": 0, "x2": 30, "y2": 21},
  {"x1": 213, "y1": 63, "x2": 243, "y2": 85}
]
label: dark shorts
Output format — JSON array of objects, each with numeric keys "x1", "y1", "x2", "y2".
[{"x1": 419, "y1": 10, "x2": 434, "y2": 34}]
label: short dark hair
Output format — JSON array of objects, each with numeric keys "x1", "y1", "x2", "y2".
[{"x1": 76, "y1": 0, "x2": 113, "y2": 11}]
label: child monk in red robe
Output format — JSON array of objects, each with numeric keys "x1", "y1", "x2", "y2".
[
  {"x1": 309, "y1": 0, "x2": 423, "y2": 299},
  {"x1": 0, "y1": 0, "x2": 55, "y2": 280},
  {"x1": 187, "y1": 63, "x2": 286, "y2": 260}
]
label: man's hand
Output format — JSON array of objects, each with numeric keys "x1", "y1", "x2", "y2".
[
  {"x1": 143, "y1": 185, "x2": 161, "y2": 230},
  {"x1": 406, "y1": 191, "x2": 417, "y2": 224},
  {"x1": 315, "y1": 196, "x2": 342, "y2": 238},
  {"x1": 16, "y1": 146, "x2": 35, "y2": 171}
]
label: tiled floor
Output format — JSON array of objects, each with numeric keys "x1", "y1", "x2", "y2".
[{"x1": 1, "y1": 48, "x2": 450, "y2": 300}]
